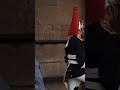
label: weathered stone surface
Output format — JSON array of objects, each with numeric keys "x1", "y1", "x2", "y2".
[
  {"x1": 35, "y1": 0, "x2": 85, "y2": 40},
  {"x1": 36, "y1": 0, "x2": 57, "y2": 7},
  {"x1": 38, "y1": 7, "x2": 58, "y2": 25},
  {"x1": 35, "y1": 44, "x2": 65, "y2": 62},
  {"x1": 35, "y1": 44, "x2": 55, "y2": 63},
  {"x1": 36, "y1": 28, "x2": 69, "y2": 40},
  {"x1": 60, "y1": 62, "x2": 67, "y2": 76},
  {"x1": 40, "y1": 62, "x2": 61, "y2": 77},
  {"x1": 54, "y1": 44, "x2": 65, "y2": 62}
]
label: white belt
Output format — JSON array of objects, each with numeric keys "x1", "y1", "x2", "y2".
[
  {"x1": 67, "y1": 54, "x2": 85, "y2": 68},
  {"x1": 67, "y1": 54, "x2": 76, "y2": 59},
  {"x1": 68, "y1": 60, "x2": 85, "y2": 69},
  {"x1": 68, "y1": 60, "x2": 79, "y2": 64}
]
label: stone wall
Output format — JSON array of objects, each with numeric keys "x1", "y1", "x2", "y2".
[
  {"x1": 35, "y1": 0, "x2": 85, "y2": 89},
  {"x1": 35, "y1": 0, "x2": 85, "y2": 78}
]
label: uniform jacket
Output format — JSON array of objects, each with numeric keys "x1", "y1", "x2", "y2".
[{"x1": 64, "y1": 36, "x2": 85, "y2": 78}]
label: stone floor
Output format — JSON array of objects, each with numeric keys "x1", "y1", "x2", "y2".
[{"x1": 44, "y1": 76, "x2": 85, "y2": 90}]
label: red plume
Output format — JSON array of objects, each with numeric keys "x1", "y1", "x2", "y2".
[{"x1": 68, "y1": 7, "x2": 79, "y2": 36}]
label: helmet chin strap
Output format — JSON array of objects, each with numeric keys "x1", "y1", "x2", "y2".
[
  {"x1": 79, "y1": 21, "x2": 84, "y2": 31},
  {"x1": 77, "y1": 34, "x2": 84, "y2": 41},
  {"x1": 77, "y1": 20, "x2": 84, "y2": 41}
]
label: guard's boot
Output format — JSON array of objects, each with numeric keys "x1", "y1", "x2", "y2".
[{"x1": 74, "y1": 87, "x2": 79, "y2": 90}]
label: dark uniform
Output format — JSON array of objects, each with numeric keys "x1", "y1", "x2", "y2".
[
  {"x1": 85, "y1": 22, "x2": 120, "y2": 90},
  {"x1": 64, "y1": 35, "x2": 85, "y2": 81}
]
